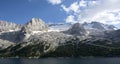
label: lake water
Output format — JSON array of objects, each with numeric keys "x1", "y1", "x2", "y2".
[{"x1": 0, "y1": 58, "x2": 120, "y2": 64}]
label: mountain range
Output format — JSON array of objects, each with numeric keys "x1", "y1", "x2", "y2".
[{"x1": 0, "y1": 18, "x2": 120, "y2": 58}]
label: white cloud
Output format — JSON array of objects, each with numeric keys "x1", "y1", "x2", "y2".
[
  {"x1": 89, "y1": 10, "x2": 120, "y2": 24},
  {"x1": 61, "y1": 1, "x2": 83, "y2": 23},
  {"x1": 65, "y1": 15, "x2": 77, "y2": 23},
  {"x1": 61, "y1": 5, "x2": 69, "y2": 13},
  {"x1": 61, "y1": 2, "x2": 80, "y2": 13},
  {"x1": 80, "y1": 0, "x2": 120, "y2": 25},
  {"x1": 70, "y1": 2, "x2": 80, "y2": 13},
  {"x1": 79, "y1": 0, "x2": 87, "y2": 7},
  {"x1": 61, "y1": 0, "x2": 89, "y2": 23},
  {"x1": 61, "y1": 0, "x2": 120, "y2": 25},
  {"x1": 47, "y1": 0, "x2": 62, "y2": 5}
]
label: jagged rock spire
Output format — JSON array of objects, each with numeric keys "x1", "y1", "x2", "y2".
[{"x1": 21, "y1": 18, "x2": 48, "y2": 33}]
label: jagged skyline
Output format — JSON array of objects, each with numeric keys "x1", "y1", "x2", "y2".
[{"x1": 0, "y1": 0, "x2": 120, "y2": 28}]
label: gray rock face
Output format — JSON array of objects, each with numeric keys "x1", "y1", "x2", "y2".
[
  {"x1": 0, "y1": 20, "x2": 22, "y2": 32},
  {"x1": 21, "y1": 18, "x2": 48, "y2": 33},
  {"x1": 105, "y1": 29, "x2": 120, "y2": 43},
  {"x1": 28, "y1": 32, "x2": 73, "y2": 45},
  {"x1": 65, "y1": 23, "x2": 87, "y2": 36},
  {"x1": 107, "y1": 25, "x2": 117, "y2": 30},
  {"x1": 0, "y1": 31, "x2": 22, "y2": 43},
  {"x1": 0, "y1": 21, "x2": 21, "y2": 49},
  {"x1": 7, "y1": 32, "x2": 73, "y2": 56},
  {"x1": 0, "y1": 18, "x2": 49, "y2": 44},
  {"x1": 0, "y1": 18, "x2": 49, "y2": 48},
  {"x1": 0, "y1": 39, "x2": 14, "y2": 49},
  {"x1": 91, "y1": 22, "x2": 105, "y2": 30},
  {"x1": 19, "y1": 18, "x2": 49, "y2": 42},
  {"x1": 0, "y1": 18, "x2": 119, "y2": 50}
]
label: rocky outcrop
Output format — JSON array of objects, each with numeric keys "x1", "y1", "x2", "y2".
[
  {"x1": 21, "y1": 18, "x2": 48, "y2": 33},
  {"x1": 0, "y1": 20, "x2": 22, "y2": 32},
  {"x1": 0, "y1": 39, "x2": 14, "y2": 49},
  {"x1": 18, "y1": 18, "x2": 49, "y2": 42},
  {"x1": 0, "y1": 32, "x2": 74, "y2": 57},
  {"x1": 0, "y1": 21, "x2": 21, "y2": 49},
  {"x1": 105, "y1": 29, "x2": 120, "y2": 43},
  {"x1": 65, "y1": 23, "x2": 87, "y2": 36},
  {"x1": 28, "y1": 32, "x2": 73, "y2": 45}
]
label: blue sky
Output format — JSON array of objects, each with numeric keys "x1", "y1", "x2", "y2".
[
  {"x1": 0, "y1": 0, "x2": 69, "y2": 24},
  {"x1": 0, "y1": 0, "x2": 120, "y2": 28}
]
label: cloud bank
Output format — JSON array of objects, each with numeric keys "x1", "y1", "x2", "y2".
[{"x1": 47, "y1": 0, "x2": 120, "y2": 25}]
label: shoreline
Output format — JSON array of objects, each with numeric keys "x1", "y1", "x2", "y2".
[{"x1": 0, "y1": 56, "x2": 120, "y2": 59}]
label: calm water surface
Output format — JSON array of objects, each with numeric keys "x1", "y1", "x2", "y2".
[{"x1": 0, "y1": 58, "x2": 120, "y2": 64}]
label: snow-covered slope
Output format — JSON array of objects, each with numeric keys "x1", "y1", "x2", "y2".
[
  {"x1": 48, "y1": 23, "x2": 72, "y2": 32},
  {"x1": 83, "y1": 22, "x2": 117, "y2": 31},
  {"x1": 48, "y1": 22, "x2": 117, "y2": 32}
]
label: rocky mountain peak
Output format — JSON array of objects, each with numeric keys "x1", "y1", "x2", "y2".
[
  {"x1": 21, "y1": 18, "x2": 48, "y2": 33},
  {"x1": 83, "y1": 21, "x2": 117, "y2": 31},
  {"x1": 27, "y1": 18, "x2": 44, "y2": 25},
  {"x1": 91, "y1": 22, "x2": 105, "y2": 30},
  {"x1": 66, "y1": 23, "x2": 87, "y2": 36}
]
